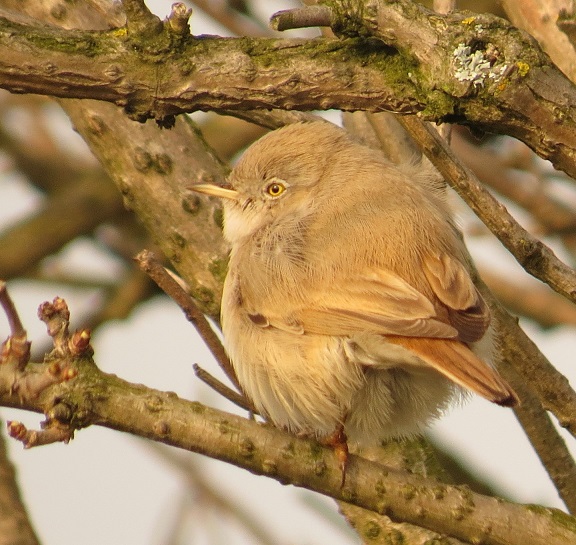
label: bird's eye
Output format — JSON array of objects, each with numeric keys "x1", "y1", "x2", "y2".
[{"x1": 265, "y1": 180, "x2": 286, "y2": 198}]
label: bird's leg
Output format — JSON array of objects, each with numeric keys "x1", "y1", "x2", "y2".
[{"x1": 321, "y1": 424, "x2": 349, "y2": 487}]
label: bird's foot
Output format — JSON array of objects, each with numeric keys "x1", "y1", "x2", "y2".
[{"x1": 321, "y1": 425, "x2": 349, "y2": 488}]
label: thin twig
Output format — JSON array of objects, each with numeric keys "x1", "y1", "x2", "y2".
[
  {"x1": 0, "y1": 281, "x2": 30, "y2": 370},
  {"x1": 190, "y1": 0, "x2": 269, "y2": 37},
  {"x1": 398, "y1": 115, "x2": 576, "y2": 306},
  {"x1": 270, "y1": 6, "x2": 332, "y2": 32},
  {"x1": 0, "y1": 281, "x2": 25, "y2": 337},
  {"x1": 165, "y1": 3, "x2": 192, "y2": 35},
  {"x1": 135, "y1": 250, "x2": 241, "y2": 391},
  {"x1": 193, "y1": 363, "x2": 255, "y2": 413}
]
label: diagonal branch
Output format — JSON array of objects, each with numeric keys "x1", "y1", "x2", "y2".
[
  {"x1": 134, "y1": 249, "x2": 241, "y2": 392},
  {"x1": 0, "y1": 427, "x2": 41, "y2": 545},
  {"x1": 398, "y1": 115, "x2": 576, "y2": 304}
]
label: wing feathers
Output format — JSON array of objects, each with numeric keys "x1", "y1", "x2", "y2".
[
  {"x1": 386, "y1": 336, "x2": 519, "y2": 407},
  {"x1": 423, "y1": 253, "x2": 477, "y2": 309},
  {"x1": 298, "y1": 308, "x2": 458, "y2": 338},
  {"x1": 423, "y1": 253, "x2": 491, "y2": 342},
  {"x1": 246, "y1": 253, "x2": 492, "y2": 344}
]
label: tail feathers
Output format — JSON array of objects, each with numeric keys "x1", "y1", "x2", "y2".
[{"x1": 386, "y1": 337, "x2": 519, "y2": 407}]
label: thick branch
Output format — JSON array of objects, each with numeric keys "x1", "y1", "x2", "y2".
[
  {"x1": 0, "y1": 15, "x2": 418, "y2": 120},
  {"x1": 1, "y1": 358, "x2": 574, "y2": 545},
  {"x1": 2, "y1": 5, "x2": 576, "y2": 179}
]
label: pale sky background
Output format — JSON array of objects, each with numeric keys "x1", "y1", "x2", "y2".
[{"x1": 1, "y1": 2, "x2": 575, "y2": 544}]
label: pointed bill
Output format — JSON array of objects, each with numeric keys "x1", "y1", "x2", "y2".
[{"x1": 190, "y1": 183, "x2": 239, "y2": 201}]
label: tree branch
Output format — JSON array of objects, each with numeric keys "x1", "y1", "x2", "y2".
[
  {"x1": 398, "y1": 115, "x2": 576, "y2": 304},
  {"x1": 0, "y1": 428, "x2": 41, "y2": 545},
  {"x1": 135, "y1": 249, "x2": 241, "y2": 392},
  {"x1": 2, "y1": 3, "x2": 576, "y2": 180},
  {"x1": 1, "y1": 344, "x2": 575, "y2": 545}
]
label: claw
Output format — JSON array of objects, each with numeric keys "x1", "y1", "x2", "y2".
[{"x1": 322, "y1": 425, "x2": 349, "y2": 487}]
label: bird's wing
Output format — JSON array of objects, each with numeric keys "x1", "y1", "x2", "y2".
[
  {"x1": 422, "y1": 253, "x2": 490, "y2": 343},
  {"x1": 248, "y1": 252, "x2": 517, "y2": 405},
  {"x1": 253, "y1": 252, "x2": 489, "y2": 342},
  {"x1": 263, "y1": 265, "x2": 459, "y2": 339}
]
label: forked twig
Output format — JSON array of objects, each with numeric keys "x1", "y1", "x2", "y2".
[
  {"x1": 135, "y1": 250, "x2": 245, "y2": 396},
  {"x1": 193, "y1": 364, "x2": 256, "y2": 413}
]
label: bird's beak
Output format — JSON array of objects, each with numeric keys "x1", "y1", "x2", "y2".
[{"x1": 189, "y1": 183, "x2": 239, "y2": 201}]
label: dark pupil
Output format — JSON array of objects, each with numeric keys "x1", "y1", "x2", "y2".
[{"x1": 270, "y1": 184, "x2": 280, "y2": 194}]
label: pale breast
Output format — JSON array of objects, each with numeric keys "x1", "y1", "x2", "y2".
[{"x1": 222, "y1": 265, "x2": 365, "y2": 436}]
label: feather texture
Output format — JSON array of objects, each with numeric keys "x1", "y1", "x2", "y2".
[{"x1": 194, "y1": 121, "x2": 518, "y2": 445}]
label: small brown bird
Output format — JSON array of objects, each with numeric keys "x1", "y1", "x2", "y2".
[{"x1": 192, "y1": 121, "x2": 517, "y2": 457}]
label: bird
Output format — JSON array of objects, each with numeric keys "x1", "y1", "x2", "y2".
[{"x1": 191, "y1": 120, "x2": 518, "y2": 467}]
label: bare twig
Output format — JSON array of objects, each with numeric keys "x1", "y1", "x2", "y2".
[
  {"x1": 0, "y1": 281, "x2": 25, "y2": 338},
  {"x1": 270, "y1": 6, "x2": 332, "y2": 31},
  {"x1": 398, "y1": 116, "x2": 576, "y2": 305},
  {"x1": 135, "y1": 250, "x2": 240, "y2": 391},
  {"x1": 1, "y1": 293, "x2": 80, "y2": 449},
  {"x1": 0, "y1": 425, "x2": 41, "y2": 545},
  {"x1": 7, "y1": 420, "x2": 74, "y2": 449},
  {"x1": 165, "y1": 3, "x2": 192, "y2": 35},
  {"x1": 0, "y1": 281, "x2": 30, "y2": 371},
  {"x1": 190, "y1": 0, "x2": 268, "y2": 37},
  {"x1": 193, "y1": 363, "x2": 255, "y2": 413}
]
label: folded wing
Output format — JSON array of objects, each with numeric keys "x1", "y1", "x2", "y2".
[{"x1": 248, "y1": 252, "x2": 517, "y2": 406}]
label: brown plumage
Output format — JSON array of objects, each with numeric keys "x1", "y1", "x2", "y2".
[{"x1": 192, "y1": 121, "x2": 518, "y2": 447}]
